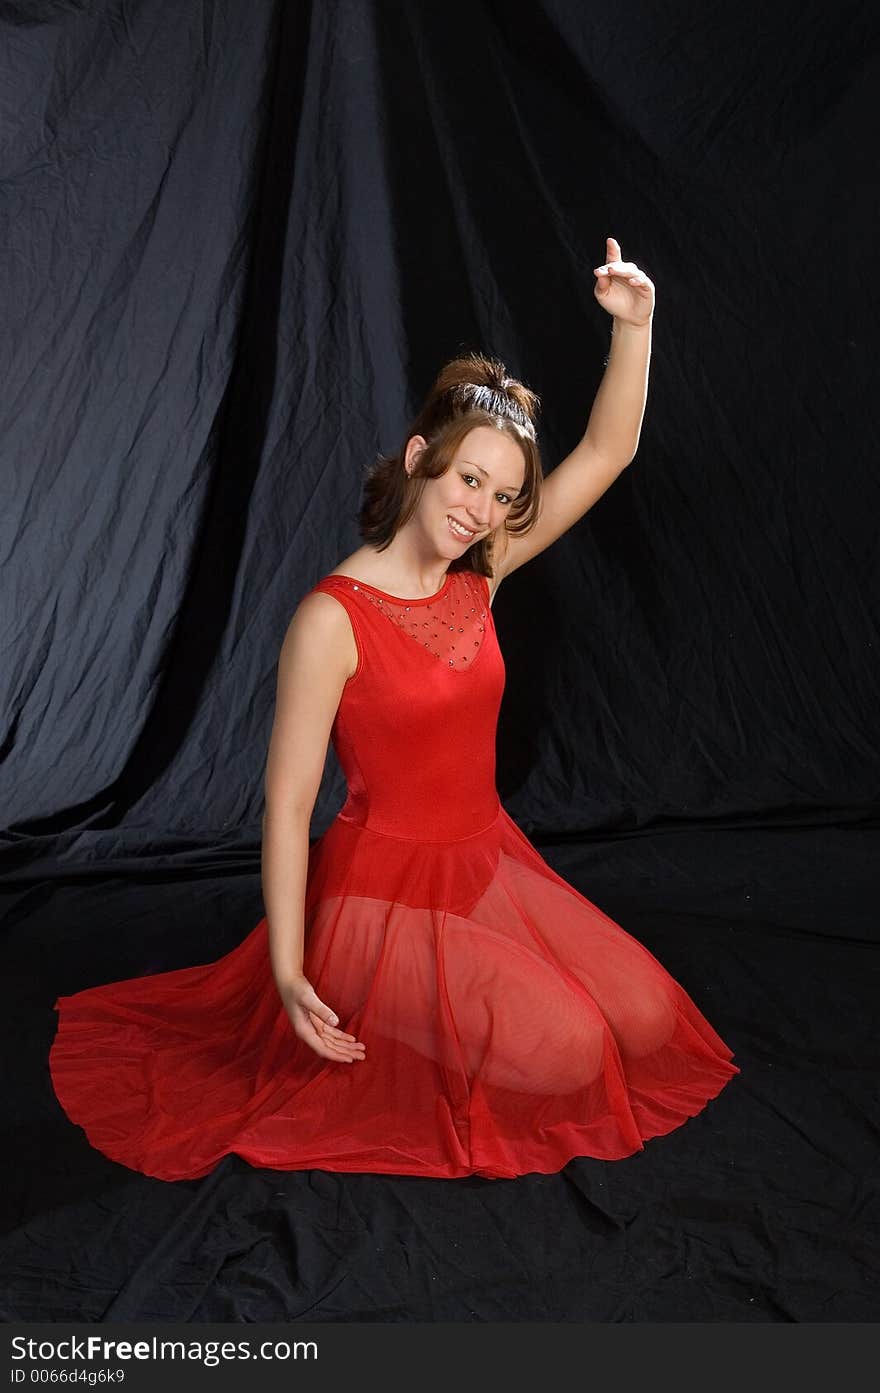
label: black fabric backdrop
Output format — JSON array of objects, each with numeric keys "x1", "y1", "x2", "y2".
[{"x1": 1, "y1": 0, "x2": 878, "y2": 1324}]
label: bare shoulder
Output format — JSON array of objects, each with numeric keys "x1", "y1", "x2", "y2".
[
  {"x1": 323, "y1": 545, "x2": 378, "y2": 585},
  {"x1": 488, "y1": 530, "x2": 512, "y2": 601},
  {"x1": 281, "y1": 588, "x2": 359, "y2": 681}
]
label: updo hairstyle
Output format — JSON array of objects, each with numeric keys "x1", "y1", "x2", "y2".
[{"x1": 359, "y1": 351, "x2": 544, "y2": 577}]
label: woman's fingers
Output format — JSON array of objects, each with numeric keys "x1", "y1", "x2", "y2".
[
  {"x1": 281, "y1": 978, "x2": 366, "y2": 1061},
  {"x1": 317, "y1": 1038, "x2": 365, "y2": 1062},
  {"x1": 297, "y1": 986, "x2": 340, "y2": 1026},
  {"x1": 307, "y1": 1010, "x2": 366, "y2": 1060},
  {"x1": 593, "y1": 257, "x2": 654, "y2": 299},
  {"x1": 313, "y1": 1037, "x2": 364, "y2": 1062},
  {"x1": 318, "y1": 1022, "x2": 358, "y2": 1042},
  {"x1": 317, "y1": 1034, "x2": 366, "y2": 1058},
  {"x1": 302, "y1": 1022, "x2": 365, "y2": 1062},
  {"x1": 309, "y1": 1010, "x2": 362, "y2": 1043}
]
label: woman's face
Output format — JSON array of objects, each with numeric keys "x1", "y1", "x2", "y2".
[{"x1": 407, "y1": 426, "x2": 527, "y2": 558}]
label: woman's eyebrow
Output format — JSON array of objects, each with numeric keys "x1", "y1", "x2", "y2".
[{"x1": 460, "y1": 461, "x2": 522, "y2": 495}]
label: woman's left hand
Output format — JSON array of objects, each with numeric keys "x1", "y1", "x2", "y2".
[{"x1": 593, "y1": 236, "x2": 655, "y2": 325}]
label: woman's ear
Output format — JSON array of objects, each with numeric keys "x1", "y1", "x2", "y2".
[{"x1": 404, "y1": 434, "x2": 427, "y2": 477}]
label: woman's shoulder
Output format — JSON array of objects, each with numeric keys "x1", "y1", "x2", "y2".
[
  {"x1": 309, "y1": 549, "x2": 494, "y2": 606},
  {"x1": 288, "y1": 585, "x2": 356, "y2": 636},
  {"x1": 283, "y1": 587, "x2": 359, "y2": 680},
  {"x1": 291, "y1": 550, "x2": 376, "y2": 635},
  {"x1": 317, "y1": 546, "x2": 382, "y2": 589}
]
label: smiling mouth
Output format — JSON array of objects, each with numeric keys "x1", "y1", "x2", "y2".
[{"x1": 447, "y1": 515, "x2": 476, "y2": 540}]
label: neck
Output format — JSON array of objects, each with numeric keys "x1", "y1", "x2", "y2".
[{"x1": 369, "y1": 530, "x2": 454, "y2": 598}]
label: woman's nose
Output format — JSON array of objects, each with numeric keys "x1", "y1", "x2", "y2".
[{"x1": 466, "y1": 498, "x2": 491, "y2": 525}]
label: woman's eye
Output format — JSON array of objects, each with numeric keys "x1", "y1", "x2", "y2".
[{"x1": 461, "y1": 474, "x2": 512, "y2": 504}]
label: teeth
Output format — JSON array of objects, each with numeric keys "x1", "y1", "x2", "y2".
[{"x1": 448, "y1": 516, "x2": 474, "y2": 538}]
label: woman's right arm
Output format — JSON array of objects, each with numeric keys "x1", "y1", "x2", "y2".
[{"x1": 261, "y1": 590, "x2": 365, "y2": 1062}]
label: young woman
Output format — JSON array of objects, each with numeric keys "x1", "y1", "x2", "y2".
[{"x1": 50, "y1": 238, "x2": 738, "y2": 1180}]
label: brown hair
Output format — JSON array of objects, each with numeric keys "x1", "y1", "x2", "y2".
[{"x1": 359, "y1": 351, "x2": 544, "y2": 577}]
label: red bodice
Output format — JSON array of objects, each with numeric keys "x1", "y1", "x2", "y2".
[{"x1": 312, "y1": 569, "x2": 505, "y2": 842}]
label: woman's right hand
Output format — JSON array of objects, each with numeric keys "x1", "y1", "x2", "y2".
[{"x1": 278, "y1": 975, "x2": 366, "y2": 1063}]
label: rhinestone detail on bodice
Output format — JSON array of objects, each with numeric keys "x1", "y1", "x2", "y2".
[{"x1": 333, "y1": 573, "x2": 488, "y2": 670}]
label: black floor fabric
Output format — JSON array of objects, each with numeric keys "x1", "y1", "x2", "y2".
[{"x1": 2, "y1": 824, "x2": 876, "y2": 1323}]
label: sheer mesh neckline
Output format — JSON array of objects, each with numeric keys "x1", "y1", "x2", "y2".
[
  {"x1": 327, "y1": 569, "x2": 488, "y2": 670},
  {"x1": 326, "y1": 571, "x2": 455, "y2": 605}
]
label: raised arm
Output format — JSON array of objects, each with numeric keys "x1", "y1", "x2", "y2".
[
  {"x1": 262, "y1": 590, "x2": 365, "y2": 1063},
  {"x1": 494, "y1": 236, "x2": 655, "y2": 584}
]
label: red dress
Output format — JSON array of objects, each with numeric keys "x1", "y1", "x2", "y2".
[{"x1": 50, "y1": 568, "x2": 739, "y2": 1181}]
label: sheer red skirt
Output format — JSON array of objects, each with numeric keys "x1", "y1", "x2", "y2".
[{"x1": 50, "y1": 803, "x2": 738, "y2": 1181}]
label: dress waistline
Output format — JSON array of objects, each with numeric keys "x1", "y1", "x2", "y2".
[{"x1": 334, "y1": 798, "x2": 503, "y2": 846}]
